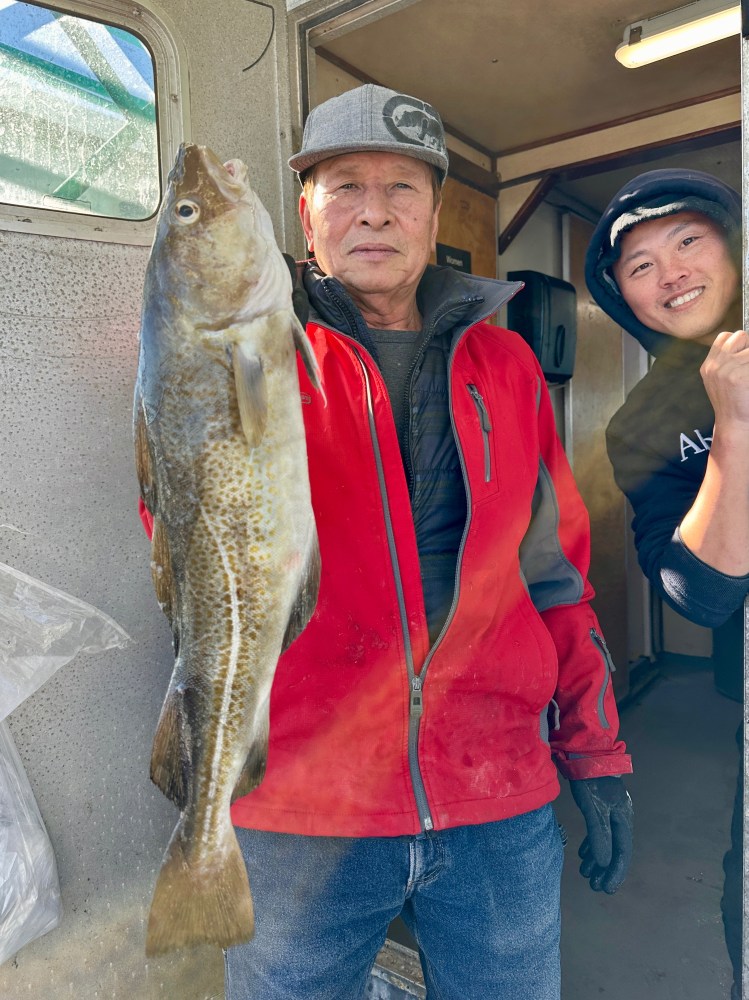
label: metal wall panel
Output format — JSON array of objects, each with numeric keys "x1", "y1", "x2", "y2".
[{"x1": 566, "y1": 213, "x2": 630, "y2": 692}]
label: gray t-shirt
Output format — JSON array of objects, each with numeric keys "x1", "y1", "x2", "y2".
[{"x1": 367, "y1": 327, "x2": 422, "y2": 462}]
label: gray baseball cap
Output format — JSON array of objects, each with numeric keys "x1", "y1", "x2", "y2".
[{"x1": 289, "y1": 84, "x2": 449, "y2": 185}]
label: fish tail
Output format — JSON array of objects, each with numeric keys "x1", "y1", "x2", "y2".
[{"x1": 145, "y1": 822, "x2": 254, "y2": 956}]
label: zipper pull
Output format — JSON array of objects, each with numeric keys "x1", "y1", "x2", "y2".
[
  {"x1": 467, "y1": 384, "x2": 492, "y2": 432},
  {"x1": 590, "y1": 627, "x2": 616, "y2": 671},
  {"x1": 410, "y1": 675, "x2": 424, "y2": 719}
]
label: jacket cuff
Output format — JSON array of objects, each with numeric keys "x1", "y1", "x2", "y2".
[
  {"x1": 554, "y1": 752, "x2": 633, "y2": 781},
  {"x1": 658, "y1": 528, "x2": 749, "y2": 628}
]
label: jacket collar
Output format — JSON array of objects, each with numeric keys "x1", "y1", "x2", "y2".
[{"x1": 302, "y1": 262, "x2": 522, "y2": 346}]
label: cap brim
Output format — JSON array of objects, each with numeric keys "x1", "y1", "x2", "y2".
[{"x1": 289, "y1": 142, "x2": 447, "y2": 183}]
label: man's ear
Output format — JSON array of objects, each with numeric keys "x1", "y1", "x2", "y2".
[
  {"x1": 430, "y1": 201, "x2": 441, "y2": 250},
  {"x1": 299, "y1": 192, "x2": 314, "y2": 253}
]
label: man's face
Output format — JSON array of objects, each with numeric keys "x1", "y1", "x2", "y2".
[
  {"x1": 299, "y1": 151, "x2": 440, "y2": 310},
  {"x1": 612, "y1": 211, "x2": 740, "y2": 346}
]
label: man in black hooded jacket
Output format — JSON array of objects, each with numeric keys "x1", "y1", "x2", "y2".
[{"x1": 585, "y1": 168, "x2": 747, "y2": 999}]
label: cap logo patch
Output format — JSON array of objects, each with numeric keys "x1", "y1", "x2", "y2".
[{"x1": 382, "y1": 95, "x2": 444, "y2": 153}]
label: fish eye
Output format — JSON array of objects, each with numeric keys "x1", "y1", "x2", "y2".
[{"x1": 174, "y1": 199, "x2": 200, "y2": 224}]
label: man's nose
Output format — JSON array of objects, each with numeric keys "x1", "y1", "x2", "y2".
[
  {"x1": 659, "y1": 256, "x2": 689, "y2": 286},
  {"x1": 357, "y1": 189, "x2": 392, "y2": 227}
]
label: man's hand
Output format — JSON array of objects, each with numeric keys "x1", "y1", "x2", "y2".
[
  {"x1": 283, "y1": 253, "x2": 310, "y2": 328},
  {"x1": 569, "y1": 776, "x2": 633, "y2": 894},
  {"x1": 680, "y1": 330, "x2": 749, "y2": 576},
  {"x1": 701, "y1": 329, "x2": 749, "y2": 429}
]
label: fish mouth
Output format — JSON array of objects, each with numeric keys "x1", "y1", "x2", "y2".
[
  {"x1": 203, "y1": 150, "x2": 249, "y2": 202},
  {"x1": 664, "y1": 287, "x2": 704, "y2": 309},
  {"x1": 223, "y1": 158, "x2": 250, "y2": 187},
  {"x1": 176, "y1": 143, "x2": 249, "y2": 203}
]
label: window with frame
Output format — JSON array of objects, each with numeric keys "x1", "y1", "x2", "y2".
[{"x1": 0, "y1": 0, "x2": 160, "y2": 221}]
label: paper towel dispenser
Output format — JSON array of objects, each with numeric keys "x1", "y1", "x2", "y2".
[{"x1": 507, "y1": 270, "x2": 577, "y2": 383}]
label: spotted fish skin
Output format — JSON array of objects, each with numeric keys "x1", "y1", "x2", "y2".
[{"x1": 134, "y1": 143, "x2": 321, "y2": 956}]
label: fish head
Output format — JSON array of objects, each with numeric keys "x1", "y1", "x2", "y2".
[{"x1": 150, "y1": 143, "x2": 292, "y2": 331}]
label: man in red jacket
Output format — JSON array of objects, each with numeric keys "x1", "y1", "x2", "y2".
[{"x1": 209, "y1": 84, "x2": 633, "y2": 999}]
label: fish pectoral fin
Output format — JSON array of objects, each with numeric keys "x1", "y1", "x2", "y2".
[
  {"x1": 135, "y1": 393, "x2": 177, "y2": 624},
  {"x1": 134, "y1": 394, "x2": 156, "y2": 509},
  {"x1": 231, "y1": 711, "x2": 270, "y2": 802},
  {"x1": 292, "y1": 315, "x2": 326, "y2": 404},
  {"x1": 281, "y1": 530, "x2": 321, "y2": 652},
  {"x1": 150, "y1": 682, "x2": 191, "y2": 810},
  {"x1": 232, "y1": 342, "x2": 267, "y2": 448}
]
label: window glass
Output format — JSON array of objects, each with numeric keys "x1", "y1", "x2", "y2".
[{"x1": 0, "y1": 1, "x2": 159, "y2": 220}]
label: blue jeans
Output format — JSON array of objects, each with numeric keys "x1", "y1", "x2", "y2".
[{"x1": 225, "y1": 805, "x2": 563, "y2": 1000}]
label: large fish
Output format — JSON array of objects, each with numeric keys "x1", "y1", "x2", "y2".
[{"x1": 133, "y1": 143, "x2": 322, "y2": 956}]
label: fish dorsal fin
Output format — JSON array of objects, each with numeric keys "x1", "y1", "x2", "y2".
[
  {"x1": 292, "y1": 315, "x2": 325, "y2": 403},
  {"x1": 232, "y1": 342, "x2": 267, "y2": 448}
]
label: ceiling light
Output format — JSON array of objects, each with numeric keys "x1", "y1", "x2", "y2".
[{"x1": 615, "y1": 0, "x2": 741, "y2": 68}]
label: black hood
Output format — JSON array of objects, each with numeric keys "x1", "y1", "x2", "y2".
[{"x1": 584, "y1": 168, "x2": 741, "y2": 358}]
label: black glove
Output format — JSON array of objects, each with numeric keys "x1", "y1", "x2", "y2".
[
  {"x1": 569, "y1": 776, "x2": 633, "y2": 894},
  {"x1": 283, "y1": 253, "x2": 310, "y2": 328}
]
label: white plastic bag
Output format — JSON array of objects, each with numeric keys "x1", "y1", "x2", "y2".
[
  {"x1": 0, "y1": 720, "x2": 62, "y2": 965},
  {"x1": 0, "y1": 561, "x2": 131, "y2": 963},
  {"x1": 0, "y1": 561, "x2": 131, "y2": 722}
]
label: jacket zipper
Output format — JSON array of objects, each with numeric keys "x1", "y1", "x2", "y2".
[
  {"x1": 404, "y1": 309, "x2": 510, "y2": 693},
  {"x1": 319, "y1": 290, "x2": 497, "y2": 832},
  {"x1": 467, "y1": 383, "x2": 492, "y2": 482},
  {"x1": 321, "y1": 286, "x2": 438, "y2": 828},
  {"x1": 589, "y1": 627, "x2": 615, "y2": 730},
  {"x1": 410, "y1": 335, "x2": 486, "y2": 680},
  {"x1": 349, "y1": 343, "x2": 434, "y2": 831},
  {"x1": 396, "y1": 303, "x2": 489, "y2": 826}
]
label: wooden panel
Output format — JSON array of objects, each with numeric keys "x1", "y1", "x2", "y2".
[
  {"x1": 498, "y1": 176, "x2": 556, "y2": 254},
  {"x1": 496, "y1": 92, "x2": 740, "y2": 185},
  {"x1": 432, "y1": 177, "x2": 497, "y2": 279}
]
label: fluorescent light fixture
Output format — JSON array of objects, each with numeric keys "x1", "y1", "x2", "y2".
[{"x1": 615, "y1": 0, "x2": 740, "y2": 68}]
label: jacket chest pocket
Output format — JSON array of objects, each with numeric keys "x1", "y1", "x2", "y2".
[
  {"x1": 462, "y1": 378, "x2": 538, "y2": 507},
  {"x1": 464, "y1": 382, "x2": 501, "y2": 501},
  {"x1": 467, "y1": 384, "x2": 492, "y2": 482}
]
